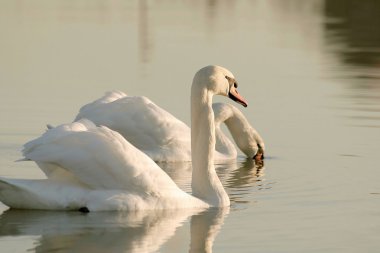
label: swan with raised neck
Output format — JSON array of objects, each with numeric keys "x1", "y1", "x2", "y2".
[
  {"x1": 0, "y1": 65, "x2": 248, "y2": 211},
  {"x1": 191, "y1": 65, "x2": 247, "y2": 206}
]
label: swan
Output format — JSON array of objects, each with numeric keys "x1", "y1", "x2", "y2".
[
  {"x1": 0, "y1": 65, "x2": 248, "y2": 211},
  {"x1": 74, "y1": 92, "x2": 264, "y2": 161}
]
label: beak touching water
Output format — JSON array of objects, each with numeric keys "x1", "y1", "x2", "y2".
[
  {"x1": 253, "y1": 144, "x2": 265, "y2": 161},
  {"x1": 229, "y1": 85, "x2": 248, "y2": 107}
]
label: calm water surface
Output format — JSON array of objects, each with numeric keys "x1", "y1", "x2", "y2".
[{"x1": 1, "y1": 0, "x2": 380, "y2": 252}]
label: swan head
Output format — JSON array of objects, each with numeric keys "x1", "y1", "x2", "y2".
[
  {"x1": 236, "y1": 124, "x2": 265, "y2": 161},
  {"x1": 192, "y1": 65, "x2": 248, "y2": 107},
  {"x1": 253, "y1": 144, "x2": 265, "y2": 161},
  {"x1": 240, "y1": 136, "x2": 265, "y2": 161},
  {"x1": 213, "y1": 103, "x2": 265, "y2": 161}
]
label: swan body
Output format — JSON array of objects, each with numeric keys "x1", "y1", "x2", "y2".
[
  {"x1": 0, "y1": 65, "x2": 248, "y2": 211},
  {"x1": 75, "y1": 92, "x2": 264, "y2": 161},
  {"x1": 75, "y1": 93, "x2": 192, "y2": 162},
  {"x1": 0, "y1": 120, "x2": 205, "y2": 211}
]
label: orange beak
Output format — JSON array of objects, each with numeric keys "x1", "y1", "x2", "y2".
[{"x1": 228, "y1": 86, "x2": 248, "y2": 107}]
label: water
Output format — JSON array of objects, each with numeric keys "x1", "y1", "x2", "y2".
[{"x1": 0, "y1": 0, "x2": 379, "y2": 252}]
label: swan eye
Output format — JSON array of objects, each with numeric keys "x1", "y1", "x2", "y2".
[{"x1": 225, "y1": 75, "x2": 238, "y2": 89}]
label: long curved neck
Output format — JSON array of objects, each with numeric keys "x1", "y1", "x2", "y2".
[
  {"x1": 217, "y1": 104, "x2": 264, "y2": 157},
  {"x1": 222, "y1": 108, "x2": 251, "y2": 154},
  {"x1": 227, "y1": 111, "x2": 265, "y2": 155},
  {"x1": 214, "y1": 123, "x2": 237, "y2": 159},
  {"x1": 213, "y1": 104, "x2": 238, "y2": 159},
  {"x1": 191, "y1": 86, "x2": 230, "y2": 207}
]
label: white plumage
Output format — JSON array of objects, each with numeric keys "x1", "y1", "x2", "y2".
[
  {"x1": 0, "y1": 65, "x2": 253, "y2": 211},
  {"x1": 74, "y1": 92, "x2": 264, "y2": 161}
]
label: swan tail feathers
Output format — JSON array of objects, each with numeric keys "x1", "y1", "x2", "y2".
[
  {"x1": 0, "y1": 178, "x2": 86, "y2": 210},
  {"x1": 0, "y1": 178, "x2": 48, "y2": 209}
]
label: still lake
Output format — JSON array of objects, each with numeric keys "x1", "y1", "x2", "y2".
[{"x1": 1, "y1": 0, "x2": 379, "y2": 252}]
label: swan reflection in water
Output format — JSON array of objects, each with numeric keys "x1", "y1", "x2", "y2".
[{"x1": 0, "y1": 159, "x2": 265, "y2": 253}]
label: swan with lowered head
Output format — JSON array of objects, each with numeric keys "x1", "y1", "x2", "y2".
[
  {"x1": 0, "y1": 65, "x2": 248, "y2": 211},
  {"x1": 74, "y1": 92, "x2": 264, "y2": 161}
]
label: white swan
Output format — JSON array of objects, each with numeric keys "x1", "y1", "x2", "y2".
[
  {"x1": 74, "y1": 92, "x2": 264, "y2": 161},
  {"x1": 0, "y1": 65, "x2": 248, "y2": 211}
]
